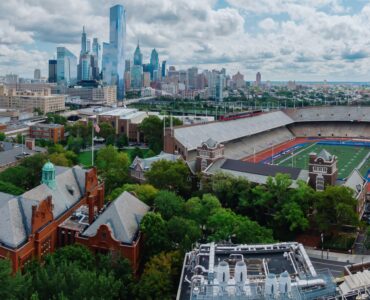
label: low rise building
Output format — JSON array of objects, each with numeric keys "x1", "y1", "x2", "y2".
[
  {"x1": 0, "y1": 87, "x2": 65, "y2": 113},
  {"x1": 62, "y1": 82, "x2": 117, "y2": 106},
  {"x1": 130, "y1": 151, "x2": 182, "y2": 183},
  {"x1": 97, "y1": 108, "x2": 150, "y2": 142},
  {"x1": 177, "y1": 242, "x2": 336, "y2": 300},
  {"x1": 0, "y1": 161, "x2": 149, "y2": 273},
  {"x1": 30, "y1": 123, "x2": 65, "y2": 143}
]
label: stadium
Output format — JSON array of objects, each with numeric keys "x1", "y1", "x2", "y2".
[{"x1": 164, "y1": 106, "x2": 370, "y2": 195}]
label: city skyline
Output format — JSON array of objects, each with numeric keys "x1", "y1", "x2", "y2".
[{"x1": 1, "y1": 0, "x2": 370, "y2": 81}]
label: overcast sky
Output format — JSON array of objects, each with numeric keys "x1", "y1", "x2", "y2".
[{"x1": 1, "y1": 0, "x2": 370, "y2": 81}]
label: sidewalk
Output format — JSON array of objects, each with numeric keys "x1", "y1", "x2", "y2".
[{"x1": 306, "y1": 248, "x2": 370, "y2": 264}]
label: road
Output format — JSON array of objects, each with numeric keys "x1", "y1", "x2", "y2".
[{"x1": 309, "y1": 257, "x2": 348, "y2": 277}]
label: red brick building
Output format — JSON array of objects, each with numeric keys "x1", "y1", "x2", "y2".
[
  {"x1": 30, "y1": 123, "x2": 65, "y2": 143},
  {"x1": 0, "y1": 161, "x2": 148, "y2": 273}
]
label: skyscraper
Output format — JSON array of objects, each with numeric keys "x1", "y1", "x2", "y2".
[
  {"x1": 57, "y1": 47, "x2": 77, "y2": 85},
  {"x1": 161, "y1": 61, "x2": 166, "y2": 78},
  {"x1": 34, "y1": 69, "x2": 41, "y2": 80},
  {"x1": 134, "y1": 43, "x2": 143, "y2": 66},
  {"x1": 81, "y1": 26, "x2": 87, "y2": 55},
  {"x1": 150, "y1": 49, "x2": 159, "y2": 80},
  {"x1": 102, "y1": 4, "x2": 126, "y2": 100},
  {"x1": 187, "y1": 67, "x2": 198, "y2": 90},
  {"x1": 48, "y1": 60, "x2": 57, "y2": 83},
  {"x1": 256, "y1": 72, "x2": 262, "y2": 86},
  {"x1": 92, "y1": 38, "x2": 101, "y2": 79}
]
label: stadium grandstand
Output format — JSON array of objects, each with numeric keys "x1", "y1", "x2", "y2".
[{"x1": 165, "y1": 106, "x2": 370, "y2": 161}]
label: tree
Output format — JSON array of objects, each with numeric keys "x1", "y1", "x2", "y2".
[
  {"x1": 0, "y1": 180, "x2": 25, "y2": 195},
  {"x1": 98, "y1": 122, "x2": 115, "y2": 139},
  {"x1": 106, "y1": 134, "x2": 116, "y2": 146},
  {"x1": 207, "y1": 208, "x2": 274, "y2": 244},
  {"x1": 130, "y1": 146, "x2": 143, "y2": 160},
  {"x1": 19, "y1": 153, "x2": 47, "y2": 188},
  {"x1": 184, "y1": 194, "x2": 221, "y2": 227},
  {"x1": 67, "y1": 136, "x2": 84, "y2": 154},
  {"x1": 140, "y1": 212, "x2": 171, "y2": 257},
  {"x1": 0, "y1": 259, "x2": 28, "y2": 299},
  {"x1": 46, "y1": 113, "x2": 67, "y2": 125},
  {"x1": 154, "y1": 190, "x2": 185, "y2": 220},
  {"x1": 96, "y1": 145, "x2": 129, "y2": 193},
  {"x1": 136, "y1": 251, "x2": 182, "y2": 300},
  {"x1": 109, "y1": 183, "x2": 158, "y2": 205},
  {"x1": 139, "y1": 116, "x2": 163, "y2": 153},
  {"x1": 145, "y1": 159, "x2": 191, "y2": 196},
  {"x1": 0, "y1": 166, "x2": 32, "y2": 190},
  {"x1": 314, "y1": 186, "x2": 359, "y2": 233},
  {"x1": 116, "y1": 134, "x2": 128, "y2": 148},
  {"x1": 0, "y1": 132, "x2": 6, "y2": 141},
  {"x1": 49, "y1": 152, "x2": 71, "y2": 167},
  {"x1": 167, "y1": 217, "x2": 201, "y2": 252}
]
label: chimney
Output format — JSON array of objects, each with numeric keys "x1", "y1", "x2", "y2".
[
  {"x1": 88, "y1": 195, "x2": 95, "y2": 224},
  {"x1": 97, "y1": 186, "x2": 104, "y2": 211}
]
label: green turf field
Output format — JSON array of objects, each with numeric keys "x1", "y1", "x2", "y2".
[{"x1": 275, "y1": 143, "x2": 370, "y2": 179}]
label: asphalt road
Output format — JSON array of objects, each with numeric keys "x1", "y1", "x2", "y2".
[{"x1": 309, "y1": 257, "x2": 348, "y2": 277}]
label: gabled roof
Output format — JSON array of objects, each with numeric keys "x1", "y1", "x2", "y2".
[
  {"x1": 317, "y1": 149, "x2": 333, "y2": 161},
  {"x1": 129, "y1": 151, "x2": 181, "y2": 171},
  {"x1": 173, "y1": 111, "x2": 294, "y2": 151},
  {"x1": 344, "y1": 169, "x2": 365, "y2": 196},
  {"x1": 202, "y1": 138, "x2": 219, "y2": 149},
  {"x1": 0, "y1": 165, "x2": 89, "y2": 249},
  {"x1": 82, "y1": 191, "x2": 149, "y2": 244}
]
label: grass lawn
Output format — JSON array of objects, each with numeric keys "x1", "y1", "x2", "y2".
[
  {"x1": 78, "y1": 148, "x2": 152, "y2": 167},
  {"x1": 275, "y1": 143, "x2": 369, "y2": 179}
]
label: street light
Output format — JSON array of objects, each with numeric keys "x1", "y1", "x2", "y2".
[{"x1": 321, "y1": 233, "x2": 324, "y2": 259}]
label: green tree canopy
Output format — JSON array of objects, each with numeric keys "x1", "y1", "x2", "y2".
[
  {"x1": 145, "y1": 159, "x2": 191, "y2": 196},
  {"x1": 96, "y1": 145, "x2": 129, "y2": 193},
  {"x1": 154, "y1": 190, "x2": 185, "y2": 220}
]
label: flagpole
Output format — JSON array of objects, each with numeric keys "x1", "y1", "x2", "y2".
[{"x1": 92, "y1": 122, "x2": 94, "y2": 166}]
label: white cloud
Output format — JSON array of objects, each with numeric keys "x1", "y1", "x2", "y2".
[{"x1": 0, "y1": 0, "x2": 369, "y2": 80}]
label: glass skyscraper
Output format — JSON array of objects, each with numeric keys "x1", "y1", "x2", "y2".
[
  {"x1": 102, "y1": 4, "x2": 126, "y2": 100},
  {"x1": 150, "y1": 49, "x2": 159, "y2": 80},
  {"x1": 57, "y1": 47, "x2": 77, "y2": 86},
  {"x1": 134, "y1": 43, "x2": 143, "y2": 66}
]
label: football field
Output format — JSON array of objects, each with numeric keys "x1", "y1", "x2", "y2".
[{"x1": 274, "y1": 143, "x2": 370, "y2": 179}]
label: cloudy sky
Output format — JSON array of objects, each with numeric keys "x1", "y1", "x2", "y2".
[{"x1": 1, "y1": 0, "x2": 370, "y2": 81}]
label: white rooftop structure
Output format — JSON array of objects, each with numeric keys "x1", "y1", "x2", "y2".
[{"x1": 173, "y1": 111, "x2": 294, "y2": 151}]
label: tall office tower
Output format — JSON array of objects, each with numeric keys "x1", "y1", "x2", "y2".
[
  {"x1": 124, "y1": 71, "x2": 131, "y2": 91},
  {"x1": 256, "y1": 72, "x2": 262, "y2": 86},
  {"x1": 187, "y1": 67, "x2": 198, "y2": 90},
  {"x1": 131, "y1": 65, "x2": 143, "y2": 89},
  {"x1": 81, "y1": 26, "x2": 87, "y2": 55},
  {"x1": 34, "y1": 69, "x2": 41, "y2": 80},
  {"x1": 48, "y1": 60, "x2": 57, "y2": 83},
  {"x1": 92, "y1": 38, "x2": 101, "y2": 79},
  {"x1": 86, "y1": 39, "x2": 91, "y2": 53},
  {"x1": 80, "y1": 54, "x2": 92, "y2": 81},
  {"x1": 134, "y1": 43, "x2": 143, "y2": 66},
  {"x1": 143, "y1": 72, "x2": 150, "y2": 88},
  {"x1": 102, "y1": 4, "x2": 126, "y2": 100},
  {"x1": 78, "y1": 27, "x2": 92, "y2": 81},
  {"x1": 161, "y1": 61, "x2": 166, "y2": 78},
  {"x1": 215, "y1": 74, "x2": 225, "y2": 102},
  {"x1": 57, "y1": 47, "x2": 77, "y2": 85},
  {"x1": 150, "y1": 49, "x2": 159, "y2": 80},
  {"x1": 125, "y1": 59, "x2": 131, "y2": 72}
]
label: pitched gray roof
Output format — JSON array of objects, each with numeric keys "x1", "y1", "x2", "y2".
[
  {"x1": 82, "y1": 191, "x2": 149, "y2": 244},
  {"x1": 317, "y1": 149, "x2": 333, "y2": 161},
  {"x1": 203, "y1": 138, "x2": 219, "y2": 148},
  {"x1": 0, "y1": 165, "x2": 88, "y2": 249},
  {"x1": 130, "y1": 151, "x2": 181, "y2": 171},
  {"x1": 344, "y1": 169, "x2": 365, "y2": 196},
  {"x1": 173, "y1": 111, "x2": 294, "y2": 151}
]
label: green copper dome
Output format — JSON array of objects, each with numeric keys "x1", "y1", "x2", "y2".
[
  {"x1": 42, "y1": 161, "x2": 56, "y2": 189},
  {"x1": 42, "y1": 161, "x2": 55, "y2": 172}
]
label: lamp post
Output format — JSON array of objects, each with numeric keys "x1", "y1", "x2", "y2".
[{"x1": 321, "y1": 233, "x2": 324, "y2": 259}]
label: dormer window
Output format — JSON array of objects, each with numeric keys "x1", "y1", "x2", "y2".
[{"x1": 66, "y1": 185, "x2": 75, "y2": 196}]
